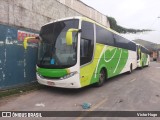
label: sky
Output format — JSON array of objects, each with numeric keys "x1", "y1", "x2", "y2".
[{"x1": 81, "y1": 0, "x2": 160, "y2": 44}]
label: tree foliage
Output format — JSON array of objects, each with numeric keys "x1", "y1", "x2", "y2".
[{"x1": 107, "y1": 16, "x2": 151, "y2": 33}]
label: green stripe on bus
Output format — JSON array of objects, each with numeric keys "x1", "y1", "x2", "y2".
[
  {"x1": 90, "y1": 46, "x2": 128, "y2": 84},
  {"x1": 37, "y1": 68, "x2": 68, "y2": 78},
  {"x1": 80, "y1": 44, "x2": 105, "y2": 87},
  {"x1": 141, "y1": 53, "x2": 148, "y2": 66},
  {"x1": 80, "y1": 44, "x2": 129, "y2": 87}
]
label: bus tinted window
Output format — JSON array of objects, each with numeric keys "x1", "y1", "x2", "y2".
[
  {"x1": 128, "y1": 41, "x2": 137, "y2": 51},
  {"x1": 141, "y1": 47, "x2": 150, "y2": 54},
  {"x1": 114, "y1": 34, "x2": 136, "y2": 51},
  {"x1": 81, "y1": 21, "x2": 94, "y2": 40},
  {"x1": 80, "y1": 21, "x2": 94, "y2": 65},
  {"x1": 96, "y1": 25, "x2": 114, "y2": 46}
]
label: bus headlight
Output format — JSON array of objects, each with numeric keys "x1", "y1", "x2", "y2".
[{"x1": 60, "y1": 71, "x2": 78, "y2": 80}]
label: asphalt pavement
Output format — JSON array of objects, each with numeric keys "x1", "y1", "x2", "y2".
[{"x1": 0, "y1": 62, "x2": 160, "y2": 120}]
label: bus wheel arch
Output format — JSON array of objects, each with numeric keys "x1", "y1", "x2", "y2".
[
  {"x1": 95, "y1": 67, "x2": 107, "y2": 87},
  {"x1": 128, "y1": 63, "x2": 133, "y2": 74}
]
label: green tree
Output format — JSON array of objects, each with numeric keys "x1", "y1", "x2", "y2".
[{"x1": 107, "y1": 16, "x2": 151, "y2": 33}]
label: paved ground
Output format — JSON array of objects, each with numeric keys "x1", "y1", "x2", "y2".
[{"x1": 0, "y1": 62, "x2": 160, "y2": 120}]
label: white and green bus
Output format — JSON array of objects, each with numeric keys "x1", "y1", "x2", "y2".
[
  {"x1": 24, "y1": 16, "x2": 137, "y2": 88},
  {"x1": 137, "y1": 44, "x2": 150, "y2": 68}
]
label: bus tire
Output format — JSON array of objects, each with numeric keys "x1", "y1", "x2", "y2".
[
  {"x1": 128, "y1": 64, "x2": 132, "y2": 74},
  {"x1": 95, "y1": 69, "x2": 106, "y2": 87}
]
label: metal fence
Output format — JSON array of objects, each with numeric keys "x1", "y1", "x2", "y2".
[{"x1": 0, "y1": 24, "x2": 38, "y2": 89}]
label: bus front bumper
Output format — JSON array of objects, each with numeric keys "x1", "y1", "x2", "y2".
[{"x1": 36, "y1": 73, "x2": 81, "y2": 88}]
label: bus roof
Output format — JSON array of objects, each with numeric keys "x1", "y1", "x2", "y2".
[
  {"x1": 42, "y1": 16, "x2": 136, "y2": 44},
  {"x1": 43, "y1": 16, "x2": 82, "y2": 26}
]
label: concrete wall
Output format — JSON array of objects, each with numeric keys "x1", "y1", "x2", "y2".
[
  {"x1": 0, "y1": 0, "x2": 109, "y2": 31},
  {"x1": 58, "y1": 0, "x2": 110, "y2": 27},
  {"x1": 0, "y1": 0, "x2": 109, "y2": 89},
  {"x1": 0, "y1": 0, "x2": 80, "y2": 31}
]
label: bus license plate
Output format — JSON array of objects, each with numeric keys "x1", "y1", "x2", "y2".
[{"x1": 47, "y1": 81, "x2": 55, "y2": 86}]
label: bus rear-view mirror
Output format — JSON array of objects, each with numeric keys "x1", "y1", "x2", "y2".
[
  {"x1": 23, "y1": 37, "x2": 39, "y2": 49},
  {"x1": 66, "y1": 28, "x2": 79, "y2": 45}
]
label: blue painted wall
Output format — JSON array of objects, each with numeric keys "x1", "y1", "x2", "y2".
[{"x1": 0, "y1": 24, "x2": 38, "y2": 89}]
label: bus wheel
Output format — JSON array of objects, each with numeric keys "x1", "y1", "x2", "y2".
[
  {"x1": 128, "y1": 64, "x2": 132, "y2": 74},
  {"x1": 95, "y1": 69, "x2": 106, "y2": 87}
]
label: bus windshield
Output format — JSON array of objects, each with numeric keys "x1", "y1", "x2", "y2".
[{"x1": 37, "y1": 19, "x2": 79, "y2": 69}]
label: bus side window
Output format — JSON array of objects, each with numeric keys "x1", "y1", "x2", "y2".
[
  {"x1": 96, "y1": 25, "x2": 114, "y2": 46},
  {"x1": 80, "y1": 21, "x2": 94, "y2": 66}
]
